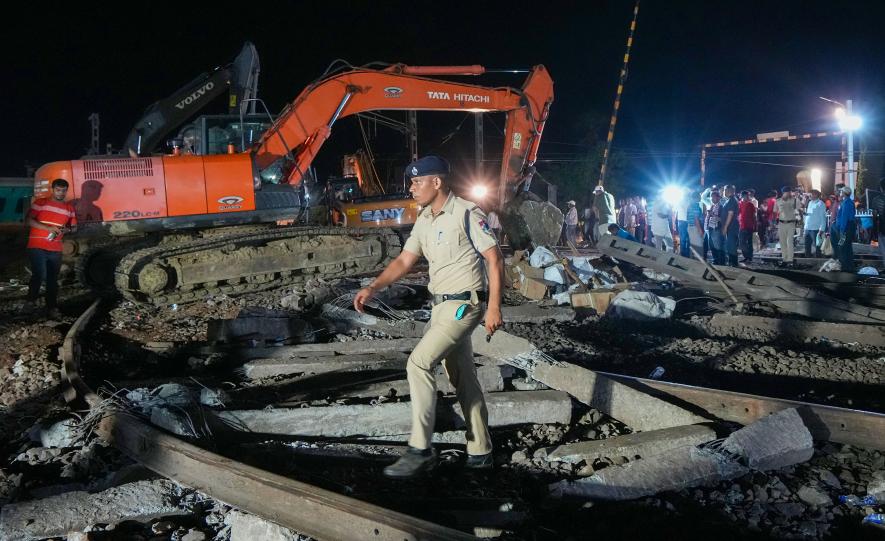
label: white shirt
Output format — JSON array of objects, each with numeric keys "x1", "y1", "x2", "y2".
[
  {"x1": 565, "y1": 207, "x2": 578, "y2": 226},
  {"x1": 675, "y1": 200, "x2": 690, "y2": 221},
  {"x1": 803, "y1": 199, "x2": 827, "y2": 231},
  {"x1": 650, "y1": 199, "x2": 672, "y2": 235}
]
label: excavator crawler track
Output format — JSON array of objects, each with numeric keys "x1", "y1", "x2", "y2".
[{"x1": 115, "y1": 226, "x2": 401, "y2": 305}]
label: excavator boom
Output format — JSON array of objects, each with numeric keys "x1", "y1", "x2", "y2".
[
  {"x1": 124, "y1": 42, "x2": 260, "y2": 156},
  {"x1": 253, "y1": 64, "x2": 553, "y2": 208}
]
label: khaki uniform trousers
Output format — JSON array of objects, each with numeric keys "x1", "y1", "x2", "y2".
[
  {"x1": 407, "y1": 300, "x2": 492, "y2": 455},
  {"x1": 778, "y1": 222, "x2": 795, "y2": 262}
]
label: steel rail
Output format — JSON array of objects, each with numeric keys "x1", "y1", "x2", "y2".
[
  {"x1": 60, "y1": 300, "x2": 476, "y2": 541},
  {"x1": 597, "y1": 370, "x2": 885, "y2": 451}
]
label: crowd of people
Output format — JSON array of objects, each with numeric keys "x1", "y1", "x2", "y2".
[{"x1": 568, "y1": 178, "x2": 883, "y2": 272}]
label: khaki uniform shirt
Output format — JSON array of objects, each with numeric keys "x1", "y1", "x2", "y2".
[
  {"x1": 776, "y1": 197, "x2": 798, "y2": 223},
  {"x1": 404, "y1": 193, "x2": 498, "y2": 295}
]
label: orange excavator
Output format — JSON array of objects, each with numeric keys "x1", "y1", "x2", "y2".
[{"x1": 34, "y1": 62, "x2": 553, "y2": 305}]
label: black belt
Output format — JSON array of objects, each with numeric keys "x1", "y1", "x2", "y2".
[
  {"x1": 778, "y1": 220, "x2": 797, "y2": 223},
  {"x1": 432, "y1": 291, "x2": 487, "y2": 305}
]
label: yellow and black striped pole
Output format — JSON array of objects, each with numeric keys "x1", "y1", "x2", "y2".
[
  {"x1": 598, "y1": 0, "x2": 640, "y2": 188},
  {"x1": 699, "y1": 130, "x2": 844, "y2": 185}
]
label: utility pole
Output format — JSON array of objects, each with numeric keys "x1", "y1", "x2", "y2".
[
  {"x1": 88, "y1": 113, "x2": 100, "y2": 155},
  {"x1": 847, "y1": 99, "x2": 855, "y2": 193},
  {"x1": 408, "y1": 111, "x2": 418, "y2": 161},
  {"x1": 597, "y1": 0, "x2": 640, "y2": 189},
  {"x1": 474, "y1": 113, "x2": 484, "y2": 176}
]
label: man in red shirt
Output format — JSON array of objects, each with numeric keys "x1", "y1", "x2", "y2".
[
  {"x1": 738, "y1": 190, "x2": 757, "y2": 263},
  {"x1": 25, "y1": 179, "x2": 77, "y2": 317}
]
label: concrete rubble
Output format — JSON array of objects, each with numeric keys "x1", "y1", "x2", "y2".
[
  {"x1": 550, "y1": 408, "x2": 815, "y2": 500},
  {"x1": 720, "y1": 408, "x2": 814, "y2": 471},
  {"x1": 227, "y1": 510, "x2": 302, "y2": 541},
  {"x1": 536, "y1": 423, "x2": 718, "y2": 465},
  {"x1": 472, "y1": 328, "x2": 709, "y2": 431},
  {"x1": 0, "y1": 480, "x2": 187, "y2": 541},
  {"x1": 3, "y1": 227, "x2": 883, "y2": 541}
]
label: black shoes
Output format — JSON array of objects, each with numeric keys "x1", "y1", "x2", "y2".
[
  {"x1": 383, "y1": 447, "x2": 437, "y2": 479},
  {"x1": 383, "y1": 448, "x2": 495, "y2": 478},
  {"x1": 465, "y1": 452, "x2": 494, "y2": 470}
]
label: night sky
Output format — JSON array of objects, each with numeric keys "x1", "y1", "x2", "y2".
[{"x1": 4, "y1": 1, "x2": 884, "y2": 198}]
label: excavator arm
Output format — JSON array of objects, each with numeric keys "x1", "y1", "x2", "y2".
[
  {"x1": 124, "y1": 42, "x2": 260, "y2": 156},
  {"x1": 252, "y1": 64, "x2": 553, "y2": 208}
]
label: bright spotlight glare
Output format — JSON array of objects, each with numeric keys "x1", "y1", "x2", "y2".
[
  {"x1": 661, "y1": 185, "x2": 685, "y2": 206},
  {"x1": 838, "y1": 114, "x2": 862, "y2": 131},
  {"x1": 810, "y1": 168, "x2": 822, "y2": 191},
  {"x1": 834, "y1": 107, "x2": 846, "y2": 120},
  {"x1": 471, "y1": 184, "x2": 488, "y2": 199}
]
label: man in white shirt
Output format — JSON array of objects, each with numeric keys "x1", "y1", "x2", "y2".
[
  {"x1": 649, "y1": 197, "x2": 674, "y2": 252},
  {"x1": 803, "y1": 189, "x2": 827, "y2": 258},
  {"x1": 564, "y1": 200, "x2": 579, "y2": 247}
]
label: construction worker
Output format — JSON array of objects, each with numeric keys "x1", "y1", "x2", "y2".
[
  {"x1": 24, "y1": 179, "x2": 77, "y2": 318},
  {"x1": 776, "y1": 186, "x2": 798, "y2": 267},
  {"x1": 353, "y1": 155, "x2": 502, "y2": 478}
]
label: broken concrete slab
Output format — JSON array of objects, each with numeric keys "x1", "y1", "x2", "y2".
[
  {"x1": 197, "y1": 337, "x2": 421, "y2": 361},
  {"x1": 228, "y1": 510, "x2": 301, "y2": 541},
  {"x1": 598, "y1": 234, "x2": 885, "y2": 323},
  {"x1": 29, "y1": 419, "x2": 79, "y2": 449},
  {"x1": 549, "y1": 444, "x2": 748, "y2": 500},
  {"x1": 706, "y1": 313, "x2": 885, "y2": 347},
  {"x1": 721, "y1": 408, "x2": 814, "y2": 471},
  {"x1": 214, "y1": 391, "x2": 572, "y2": 438},
  {"x1": 549, "y1": 407, "x2": 815, "y2": 501},
  {"x1": 0, "y1": 480, "x2": 186, "y2": 541},
  {"x1": 536, "y1": 423, "x2": 717, "y2": 465},
  {"x1": 242, "y1": 352, "x2": 409, "y2": 379},
  {"x1": 207, "y1": 314, "x2": 326, "y2": 345},
  {"x1": 500, "y1": 304, "x2": 576, "y2": 323},
  {"x1": 473, "y1": 329, "x2": 708, "y2": 432}
]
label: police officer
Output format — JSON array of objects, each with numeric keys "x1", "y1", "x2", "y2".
[{"x1": 354, "y1": 155, "x2": 504, "y2": 478}]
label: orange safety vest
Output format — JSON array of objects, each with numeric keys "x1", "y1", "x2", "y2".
[{"x1": 27, "y1": 198, "x2": 77, "y2": 252}]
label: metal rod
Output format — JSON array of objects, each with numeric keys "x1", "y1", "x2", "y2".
[
  {"x1": 328, "y1": 92, "x2": 354, "y2": 128},
  {"x1": 689, "y1": 246, "x2": 741, "y2": 306}
]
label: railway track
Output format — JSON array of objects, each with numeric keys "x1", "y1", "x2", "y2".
[
  {"x1": 61, "y1": 300, "x2": 885, "y2": 539},
  {"x1": 61, "y1": 300, "x2": 474, "y2": 541}
]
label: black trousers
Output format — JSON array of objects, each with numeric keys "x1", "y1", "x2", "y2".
[
  {"x1": 739, "y1": 230, "x2": 754, "y2": 262},
  {"x1": 27, "y1": 248, "x2": 62, "y2": 308},
  {"x1": 804, "y1": 230, "x2": 822, "y2": 258}
]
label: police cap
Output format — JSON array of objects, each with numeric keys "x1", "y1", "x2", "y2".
[{"x1": 405, "y1": 155, "x2": 451, "y2": 179}]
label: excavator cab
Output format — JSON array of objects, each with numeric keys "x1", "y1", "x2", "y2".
[{"x1": 170, "y1": 114, "x2": 274, "y2": 156}]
